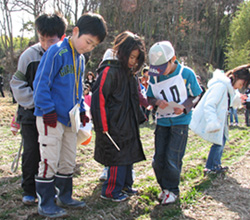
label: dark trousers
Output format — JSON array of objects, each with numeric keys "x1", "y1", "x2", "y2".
[
  {"x1": 245, "y1": 108, "x2": 250, "y2": 126},
  {"x1": 101, "y1": 165, "x2": 133, "y2": 198},
  {"x1": 21, "y1": 123, "x2": 40, "y2": 197},
  {"x1": 0, "y1": 87, "x2": 4, "y2": 97}
]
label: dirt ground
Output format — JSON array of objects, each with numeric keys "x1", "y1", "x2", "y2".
[
  {"x1": 182, "y1": 150, "x2": 250, "y2": 220},
  {"x1": 1, "y1": 95, "x2": 250, "y2": 219},
  {"x1": 1, "y1": 148, "x2": 249, "y2": 220}
]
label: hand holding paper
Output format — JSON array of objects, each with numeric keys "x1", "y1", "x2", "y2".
[{"x1": 157, "y1": 101, "x2": 185, "y2": 115}]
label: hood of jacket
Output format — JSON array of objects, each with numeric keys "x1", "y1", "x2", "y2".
[
  {"x1": 207, "y1": 69, "x2": 235, "y2": 102},
  {"x1": 97, "y1": 48, "x2": 120, "y2": 73}
]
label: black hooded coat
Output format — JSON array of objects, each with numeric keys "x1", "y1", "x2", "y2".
[{"x1": 91, "y1": 59, "x2": 146, "y2": 166}]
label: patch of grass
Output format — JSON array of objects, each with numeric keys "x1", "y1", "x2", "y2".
[
  {"x1": 1, "y1": 96, "x2": 250, "y2": 219},
  {"x1": 194, "y1": 177, "x2": 215, "y2": 192},
  {"x1": 181, "y1": 187, "x2": 201, "y2": 205},
  {"x1": 182, "y1": 164, "x2": 204, "y2": 181}
]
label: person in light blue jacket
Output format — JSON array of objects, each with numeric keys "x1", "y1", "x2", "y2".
[{"x1": 189, "y1": 64, "x2": 250, "y2": 175}]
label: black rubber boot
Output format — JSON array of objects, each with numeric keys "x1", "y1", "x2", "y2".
[
  {"x1": 35, "y1": 177, "x2": 67, "y2": 218},
  {"x1": 55, "y1": 173, "x2": 86, "y2": 208}
]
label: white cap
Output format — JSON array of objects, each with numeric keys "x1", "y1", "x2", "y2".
[{"x1": 148, "y1": 41, "x2": 175, "y2": 76}]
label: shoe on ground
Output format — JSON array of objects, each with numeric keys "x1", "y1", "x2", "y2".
[
  {"x1": 38, "y1": 205, "x2": 67, "y2": 218},
  {"x1": 203, "y1": 168, "x2": 215, "y2": 176},
  {"x1": 161, "y1": 190, "x2": 177, "y2": 205},
  {"x1": 100, "y1": 192, "x2": 128, "y2": 202},
  {"x1": 204, "y1": 166, "x2": 228, "y2": 176},
  {"x1": 122, "y1": 186, "x2": 138, "y2": 196},
  {"x1": 158, "y1": 191, "x2": 165, "y2": 201},
  {"x1": 22, "y1": 195, "x2": 36, "y2": 205},
  {"x1": 99, "y1": 167, "x2": 108, "y2": 182},
  {"x1": 216, "y1": 165, "x2": 229, "y2": 173},
  {"x1": 234, "y1": 123, "x2": 238, "y2": 126}
]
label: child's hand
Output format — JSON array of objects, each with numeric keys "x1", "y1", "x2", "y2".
[
  {"x1": 80, "y1": 112, "x2": 89, "y2": 126},
  {"x1": 240, "y1": 94, "x2": 247, "y2": 103},
  {"x1": 43, "y1": 110, "x2": 57, "y2": 128},
  {"x1": 156, "y1": 100, "x2": 168, "y2": 109},
  {"x1": 11, "y1": 128, "x2": 19, "y2": 136},
  {"x1": 173, "y1": 107, "x2": 183, "y2": 115},
  {"x1": 10, "y1": 115, "x2": 20, "y2": 135},
  {"x1": 146, "y1": 105, "x2": 153, "y2": 110}
]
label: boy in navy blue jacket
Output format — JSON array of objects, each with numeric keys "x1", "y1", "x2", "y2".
[{"x1": 33, "y1": 13, "x2": 107, "y2": 218}]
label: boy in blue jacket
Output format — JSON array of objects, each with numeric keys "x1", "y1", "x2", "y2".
[
  {"x1": 33, "y1": 12, "x2": 107, "y2": 218},
  {"x1": 146, "y1": 41, "x2": 202, "y2": 205}
]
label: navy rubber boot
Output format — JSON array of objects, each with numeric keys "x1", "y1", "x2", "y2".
[
  {"x1": 35, "y1": 177, "x2": 67, "y2": 218},
  {"x1": 55, "y1": 173, "x2": 86, "y2": 208}
]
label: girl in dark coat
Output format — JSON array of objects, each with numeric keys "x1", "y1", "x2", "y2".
[{"x1": 91, "y1": 31, "x2": 146, "y2": 202}]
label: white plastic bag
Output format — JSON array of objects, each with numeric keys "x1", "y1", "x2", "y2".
[
  {"x1": 77, "y1": 122, "x2": 92, "y2": 146},
  {"x1": 69, "y1": 104, "x2": 80, "y2": 133}
]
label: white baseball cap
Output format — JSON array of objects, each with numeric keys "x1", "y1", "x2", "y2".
[{"x1": 148, "y1": 41, "x2": 175, "y2": 76}]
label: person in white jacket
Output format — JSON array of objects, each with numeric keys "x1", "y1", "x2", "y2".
[{"x1": 189, "y1": 64, "x2": 250, "y2": 175}]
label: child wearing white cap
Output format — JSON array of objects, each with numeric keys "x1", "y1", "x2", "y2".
[{"x1": 146, "y1": 41, "x2": 202, "y2": 205}]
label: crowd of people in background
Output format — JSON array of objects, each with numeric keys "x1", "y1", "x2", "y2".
[{"x1": 1, "y1": 10, "x2": 249, "y2": 219}]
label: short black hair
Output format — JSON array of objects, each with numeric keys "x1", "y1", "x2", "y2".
[
  {"x1": 76, "y1": 12, "x2": 107, "y2": 43},
  {"x1": 35, "y1": 13, "x2": 67, "y2": 38}
]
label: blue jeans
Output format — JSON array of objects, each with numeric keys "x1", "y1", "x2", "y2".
[
  {"x1": 229, "y1": 108, "x2": 238, "y2": 124},
  {"x1": 152, "y1": 124, "x2": 188, "y2": 195},
  {"x1": 206, "y1": 135, "x2": 226, "y2": 170}
]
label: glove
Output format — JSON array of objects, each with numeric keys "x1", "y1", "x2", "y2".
[
  {"x1": 43, "y1": 110, "x2": 57, "y2": 128},
  {"x1": 80, "y1": 112, "x2": 89, "y2": 126}
]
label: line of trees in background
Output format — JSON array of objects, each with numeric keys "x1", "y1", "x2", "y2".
[{"x1": 0, "y1": 0, "x2": 250, "y2": 85}]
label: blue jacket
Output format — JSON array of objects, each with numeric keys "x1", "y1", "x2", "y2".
[{"x1": 33, "y1": 37, "x2": 85, "y2": 126}]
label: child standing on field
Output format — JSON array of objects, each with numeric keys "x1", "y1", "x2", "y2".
[
  {"x1": 91, "y1": 31, "x2": 146, "y2": 202},
  {"x1": 10, "y1": 13, "x2": 67, "y2": 205},
  {"x1": 190, "y1": 65, "x2": 250, "y2": 175},
  {"x1": 146, "y1": 41, "x2": 202, "y2": 205},
  {"x1": 33, "y1": 13, "x2": 107, "y2": 218}
]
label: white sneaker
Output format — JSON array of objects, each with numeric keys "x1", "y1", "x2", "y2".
[
  {"x1": 161, "y1": 189, "x2": 177, "y2": 205},
  {"x1": 158, "y1": 191, "x2": 165, "y2": 201},
  {"x1": 99, "y1": 167, "x2": 108, "y2": 181}
]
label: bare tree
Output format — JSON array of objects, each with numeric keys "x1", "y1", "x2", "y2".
[
  {"x1": 14, "y1": 0, "x2": 49, "y2": 18},
  {"x1": 0, "y1": 0, "x2": 16, "y2": 73},
  {"x1": 13, "y1": 0, "x2": 49, "y2": 40}
]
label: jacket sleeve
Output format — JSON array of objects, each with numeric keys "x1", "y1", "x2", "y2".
[
  {"x1": 91, "y1": 66, "x2": 113, "y2": 132},
  {"x1": 10, "y1": 52, "x2": 35, "y2": 109},
  {"x1": 231, "y1": 89, "x2": 241, "y2": 109},
  {"x1": 33, "y1": 49, "x2": 61, "y2": 115}
]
